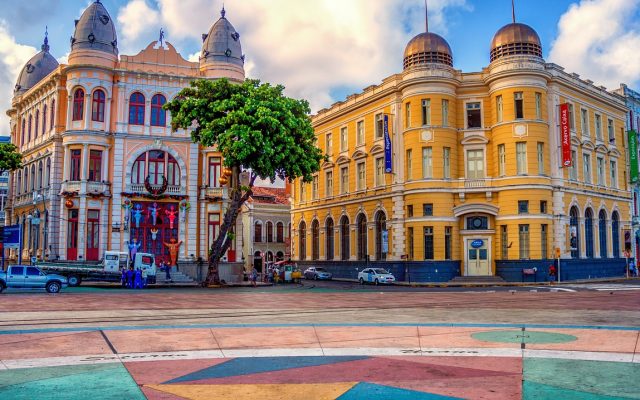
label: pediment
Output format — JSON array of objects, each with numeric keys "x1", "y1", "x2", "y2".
[
  {"x1": 460, "y1": 135, "x2": 489, "y2": 145},
  {"x1": 570, "y1": 137, "x2": 581, "y2": 146},
  {"x1": 370, "y1": 144, "x2": 384, "y2": 154},
  {"x1": 608, "y1": 148, "x2": 621, "y2": 158},
  {"x1": 335, "y1": 155, "x2": 350, "y2": 164},
  {"x1": 595, "y1": 144, "x2": 608, "y2": 154},
  {"x1": 453, "y1": 203, "x2": 499, "y2": 217},
  {"x1": 352, "y1": 149, "x2": 368, "y2": 160},
  {"x1": 581, "y1": 140, "x2": 595, "y2": 151},
  {"x1": 321, "y1": 161, "x2": 335, "y2": 170}
]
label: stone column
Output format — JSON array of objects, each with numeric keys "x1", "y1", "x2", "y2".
[{"x1": 111, "y1": 137, "x2": 125, "y2": 250}]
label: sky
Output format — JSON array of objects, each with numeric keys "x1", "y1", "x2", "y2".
[{"x1": 1, "y1": 0, "x2": 640, "y2": 135}]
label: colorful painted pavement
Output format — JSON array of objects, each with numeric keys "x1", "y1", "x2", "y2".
[{"x1": 0, "y1": 324, "x2": 639, "y2": 399}]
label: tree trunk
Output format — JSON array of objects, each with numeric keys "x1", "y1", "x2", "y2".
[{"x1": 204, "y1": 170, "x2": 255, "y2": 286}]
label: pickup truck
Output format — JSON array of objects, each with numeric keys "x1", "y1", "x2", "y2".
[{"x1": 0, "y1": 265, "x2": 68, "y2": 293}]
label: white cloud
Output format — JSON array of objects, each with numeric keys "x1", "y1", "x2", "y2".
[
  {"x1": 187, "y1": 51, "x2": 199, "y2": 62},
  {"x1": 116, "y1": 0, "x2": 469, "y2": 112},
  {"x1": 0, "y1": 21, "x2": 37, "y2": 134},
  {"x1": 549, "y1": 0, "x2": 640, "y2": 90},
  {"x1": 117, "y1": 0, "x2": 161, "y2": 53}
]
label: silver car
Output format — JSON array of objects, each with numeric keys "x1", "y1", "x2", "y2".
[
  {"x1": 303, "y1": 267, "x2": 333, "y2": 280},
  {"x1": 0, "y1": 265, "x2": 68, "y2": 293}
]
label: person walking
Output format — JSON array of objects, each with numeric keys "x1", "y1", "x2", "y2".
[
  {"x1": 164, "y1": 261, "x2": 172, "y2": 283},
  {"x1": 250, "y1": 266, "x2": 258, "y2": 287},
  {"x1": 142, "y1": 268, "x2": 148, "y2": 288},
  {"x1": 134, "y1": 268, "x2": 142, "y2": 289},
  {"x1": 548, "y1": 263, "x2": 557, "y2": 282},
  {"x1": 121, "y1": 268, "x2": 127, "y2": 288},
  {"x1": 126, "y1": 267, "x2": 134, "y2": 289}
]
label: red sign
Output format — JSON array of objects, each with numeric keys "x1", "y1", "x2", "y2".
[{"x1": 560, "y1": 104, "x2": 572, "y2": 167}]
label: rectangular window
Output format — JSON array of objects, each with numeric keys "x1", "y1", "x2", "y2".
[
  {"x1": 254, "y1": 222, "x2": 262, "y2": 243},
  {"x1": 422, "y1": 99, "x2": 431, "y2": 125},
  {"x1": 407, "y1": 204, "x2": 414, "y2": 217},
  {"x1": 607, "y1": 119, "x2": 615, "y2": 143},
  {"x1": 406, "y1": 149, "x2": 413, "y2": 180},
  {"x1": 568, "y1": 104, "x2": 575, "y2": 130},
  {"x1": 325, "y1": 171, "x2": 333, "y2": 197},
  {"x1": 595, "y1": 114, "x2": 602, "y2": 140},
  {"x1": 422, "y1": 147, "x2": 432, "y2": 178},
  {"x1": 325, "y1": 133, "x2": 333, "y2": 156},
  {"x1": 516, "y1": 142, "x2": 527, "y2": 174},
  {"x1": 540, "y1": 200, "x2": 548, "y2": 214},
  {"x1": 423, "y1": 227, "x2": 434, "y2": 260},
  {"x1": 444, "y1": 226, "x2": 452, "y2": 260},
  {"x1": 501, "y1": 225, "x2": 508, "y2": 259},
  {"x1": 443, "y1": 147, "x2": 451, "y2": 179},
  {"x1": 498, "y1": 144, "x2": 506, "y2": 176},
  {"x1": 375, "y1": 157, "x2": 384, "y2": 187},
  {"x1": 466, "y1": 102, "x2": 482, "y2": 128},
  {"x1": 442, "y1": 99, "x2": 449, "y2": 127},
  {"x1": 519, "y1": 224, "x2": 530, "y2": 259},
  {"x1": 466, "y1": 149, "x2": 484, "y2": 179},
  {"x1": 541, "y1": 224, "x2": 548, "y2": 259},
  {"x1": 407, "y1": 227, "x2": 414, "y2": 260},
  {"x1": 537, "y1": 142, "x2": 544, "y2": 175},
  {"x1": 208, "y1": 157, "x2": 221, "y2": 188},
  {"x1": 610, "y1": 160, "x2": 617, "y2": 188},
  {"x1": 70, "y1": 149, "x2": 81, "y2": 181},
  {"x1": 514, "y1": 92, "x2": 524, "y2": 119},
  {"x1": 299, "y1": 181, "x2": 306, "y2": 201},
  {"x1": 581, "y1": 109, "x2": 589, "y2": 136},
  {"x1": 518, "y1": 200, "x2": 529, "y2": 214},
  {"x1": 597, "y1": 157, "x2": 605, "y2": 185},
  {"x1": 312, "y1": 176, "x2": 318, "y2": 200},
  {"x1": 88, "y1": 150, "x2": 102, "y2": 182},
  {"x1": 356, "y1": 162, "x2": 365, "y2": 191},
  {"x1": 340, "y1": 127, "x2": 348, "y2": 152},
  {"x1": 423, "y1": 203, "x2": 433, "y2": 216},
  {"x1": 496, "y1": 95, "x2": 503, "y2": 123},
  {"x1": 405, "y1": 103, "x2": 411, "y2": 129},
  {"x1": 535, "y1": 92, "x2": 542, "y2": 119},
  {"x1": 570, "y1": 150, "x2": 578, "y2": 180},
  {"x1": 357, "y1": 120, "x2": 364, "y2": 145},
  {"x1": 340, "y1": 167, "x2": 349, "y2": 194},
  {"x1": 583, "y1": 153, "x2": 591, "y2": 184},
  {"x1": 375, "y1": 113, "x2": 384, "y2": 139}
]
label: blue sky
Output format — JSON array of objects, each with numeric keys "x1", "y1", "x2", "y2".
[{"x1": 1, "y1": 0, "x2": 639, "y2": 132}]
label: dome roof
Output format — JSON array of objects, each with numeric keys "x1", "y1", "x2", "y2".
[
  {"x1": 70, "y1": 0, "x2": 118, "y2": 56},
  {"x1": 403, "y1": 32, "x2": 453, "y2": 69},
  {"x1": 490, "y1": 22, "x2": 542, "y2": 62},
  {"x1": 200, "y1": 8, "x2": 244, "y2": 70},
  {"x1": 14, "y1": 37, "x2": 58, "y2": 94}
]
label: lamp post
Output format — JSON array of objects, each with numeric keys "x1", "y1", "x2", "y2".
[{"x1": 29, "y1": 193, "x2": 47, "y2": 263}]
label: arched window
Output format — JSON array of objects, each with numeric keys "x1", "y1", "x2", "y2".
[
  {"x1": 254, "y1": 221, "x2": 262, "y2": 243},
  {"x1": 612, "y1": 212, "x2": 620, "y2": 258},
  {"x1": 311, "y1": 220, "x2": 319, "y2": 261},
  {"x1": 34, "y1": 110, "x2": 39, "y2": 139},
  {"x1": 72, "y1": 89, "x2": 84, "y2": 121},
  {"x1": 276, "y1": 251, "x2": 284, "y2": 261},
  {"x1": 16, "y1": 170, "x2": 22, "y2": 195},
  {"x1": 299, "y1": 221, "x2": 307, "y2": 260},
  {"x1": 30, "y1": 165, "x2": 35, "y2": 191},
  {"x1": 599, "y1": 210, "x2": 607, "y2": 258},
  {"x1": 42, "y1": 104, "x2": 47, "y2": 134},
  {"x1": 266, "y1": 221, "x2": 273, "y2": 243},
  {"x1": 92, "y1": 89, "x2": 106, "y2": 122},
  {"x1": 27, "y1": 114, "x2": 32, "y2": 142},
  {"x1": 584, "y1": 208, "x2": 594, "y2": 258},
  {"x1": 45, "y1": 158, "x2": 51, "y2": 187},
  {"x1": 23, "y1": 167, "x2": 28, "y2": 193},
  {"x1": 570, "y1": 206, "x2": 580, "y2": 259},
  {"x1": 151, "y1": 94, "x2": 166, "y2": 126},
  {"x1": 276, "y1": 222, "x2": 284, "y2": 243},
  {"x1": 129, "y1": 92, "x2": 145, "y2": 125},
  {"x1": 356, "y1": 214, "x2": 367, "y2": 261},
  {"x1": 326, "y1": 218, "x2": 334, "y2": 261},
  {"x1": 340, "y1": 216, "x2": 349, "y2": 261},
  {"x1": 132, "y1": 150, "x2": 181, "y2": 186},
  {"x1": 375, "y1": 211, "x2": 387, "y2": 261},
  {"x1": 50, "y1": 99, "x2": 55, "y2": 129},
  {"x1": 21, "y1": 119, "x2": 25, "y2": 146},
  {"x1": 37, "y1": 161, "x2": 43, "y2": 189}
]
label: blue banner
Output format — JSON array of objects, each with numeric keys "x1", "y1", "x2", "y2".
[
  {"x1": 384, "y1": 115, "x2": 392, "y2": 173},
  {"x1": 1, "y1": 225, "x2": 21, "y2": 249}
]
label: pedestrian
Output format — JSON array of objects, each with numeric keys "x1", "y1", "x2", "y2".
[
  {"x1": 250, "y1": 266, "x2": 258, "y2": 287},
  {"x1": 134, "y1": 268, "x2": 142, "y2": 289},
  {"x1": 126, "y1": 267, "x2": 134, "y2": 289},
  {"x1": 164, "y1": 261, "x2": 172, "y2": 283},
  {"x1": 121, "y1": 268, "x2": 127, "y2": 288},
  {"x1": 142, "y1": 267, "x2": 148, "y2": 288},
  {"x1": 548, "y1": 263, "x2": 557, "y2": 282}
]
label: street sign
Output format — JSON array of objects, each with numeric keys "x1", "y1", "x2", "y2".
[{"x1": 2, "y1": 225, "x2": 21, "y2": 249}]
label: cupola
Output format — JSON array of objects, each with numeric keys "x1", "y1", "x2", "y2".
[
  {"x1": 14, "y1": 31, "x2": 59, "y2": 95},
  {"x1": 199, "y1": 7, "x2": 245, "y2": 81},
  {"x1": 403, "y1": 1, "x2": 453, "y2": 69},
  {"x1": 68, "y1": 0, "x2": 118, "y2": 66},
  {"x1": 489, "y1": 3, "x2": 542, "y2": 62}
]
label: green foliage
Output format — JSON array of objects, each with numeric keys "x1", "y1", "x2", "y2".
[
  {"x1": 165, "y1": 78, "x2": 324, "y2": 183},
  {"x1": 0, "y1": 142, "x2": 22, "y2": 173}
]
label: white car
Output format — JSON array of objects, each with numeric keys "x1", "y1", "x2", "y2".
[{"x1": 358, "y1": 268, "x2": 395, "y2": 285}]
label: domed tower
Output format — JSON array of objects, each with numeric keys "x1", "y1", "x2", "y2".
[
  {"x1": 490, "y1": 23, "x2": 542, "y2": 62},
  {"x1": 199, "y1": 7, "x2": 245, "y2": 81},
  {"x1": 403, "y1": 32, "x2": 453, "y2": 70},
  {"x1": 68, "y1": 0, "x2": 118, "y2": 67},
  {"x1": 14, "y1": 32, "x2": 59, "y2": 95}
]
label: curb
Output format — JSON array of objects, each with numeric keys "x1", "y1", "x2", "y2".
[{"x1": 330, "y1": 276, "x2": 636, "y2": 288}]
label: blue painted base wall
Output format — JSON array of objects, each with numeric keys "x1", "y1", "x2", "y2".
[
  {"x1": 496, "y1": 259, "x2": 627, "y2": 282},
  {"x1": 296, "y1": 261, "x2": 461, "y2": 283}
]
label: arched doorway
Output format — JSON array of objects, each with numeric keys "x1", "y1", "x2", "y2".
[
  {"x1": 570, "y1": 206, "x2": 580, "y2": 258},
  {"x1": 598, "y1": 210, "x2": 607, "y2": 258},
  {"x1": 612, "y1": 212, "x2": 620, "y2": 257},
  {"x1": 276, "y1": 251, "x2": 284, "y2": 261},
  {"x1": 585, "y1": 208, "x2": 594, "y2": 258},
  {"x1": 311, "y1": 220, "x2": 320, "y2": 260},
  {"x1": 298, "y1": 221, "x2": 306, "y2": 261},
  {"x1": 340, "y1": 216, "x2": 349, "y2": 261},
  {"x1": 375, "y1": 211, "x2": 387, "y2": 261},
  {"x1": 356, "y1": 214, "x2": 367, "y2": 261},
  {"x1": 253, "y1": 250, "x2": 262, "y2": 272},
  {"x1": 326, "y1": 218, "x2": 334, "y2": 261}
]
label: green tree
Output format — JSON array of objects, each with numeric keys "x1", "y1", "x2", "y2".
[
  {"x1": 165, "y1": 78, "x2": 324, "y2": 285},
  {"x1": 0, "y1": 142, "x2": 22, "y2": 174}
]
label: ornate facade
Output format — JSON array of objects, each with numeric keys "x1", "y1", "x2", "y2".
[
  {"x1": 6, "y1": 1, "x2": 245, "y2": 264},
  {"x1": 291, "y1": 20, "x2": 632, "y2": 277}
]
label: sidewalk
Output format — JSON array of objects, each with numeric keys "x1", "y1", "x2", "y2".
[{"x1": 332, "y1": 276, "x2": 638, "y2": 287}]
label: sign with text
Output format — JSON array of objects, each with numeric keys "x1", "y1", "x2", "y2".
[
  {"x1": 1, "y1": 225, "x2": 21, "y2": 249},
  {"x1": 384, "y1": 115, "x2": 392, "y2": 173},
  {"x1": 560, "y1": 104, "x2": 572, "y2": 167},
  {"x1": 628, "y1": 130, "x2": 638, "y2": 183}
]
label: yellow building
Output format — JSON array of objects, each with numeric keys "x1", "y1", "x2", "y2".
[{"x1": 291, "y1": 21, "x2": 631, "y2": 281}]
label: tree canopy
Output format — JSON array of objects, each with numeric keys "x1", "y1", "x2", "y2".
[
  {"x1": 0, "y1": 142, "x2": 22, "y2": 174},
  {"x1": 165, "y1": 78, "x2": 324, "y2": 183}
]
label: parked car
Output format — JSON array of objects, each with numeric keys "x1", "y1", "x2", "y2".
[
  {"x1": 303, "y1": 267, "x2": 333, "y2": 280},
  {"x1": 0, "y1": 265, "x2": 68, "y2": 293},
  {"x1": 358, "y1": 268, "x2": 395, "y2": 285}
]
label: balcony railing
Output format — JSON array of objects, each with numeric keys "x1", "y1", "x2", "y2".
[
  {"x1": 127, "y1": 183, "x2": 185, "y2": 195},
  {"x1": 87, "y1": 181, "x2": 111, "y2": 196},
  {"x1": 61, "y1": 181, "x2": 81, "y2": 193},
  {"x1": 463, "y1": 178, "x2": 490, "y2": 189}
]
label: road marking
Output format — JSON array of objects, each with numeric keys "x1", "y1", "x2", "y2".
[{"x1": 536, "y1": 287, "x2": 576, "y2": 292}]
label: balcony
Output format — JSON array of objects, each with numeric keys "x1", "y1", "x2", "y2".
[
  {"x1": 126, "y1": 183, "x2": 185, "y2": 195},
  {"x1": 86, "y1": 181, "x2": 111, "y2": 196},
  {"x1": 463, "y1": 178, "x2": 491, "y2": 189},
  {"x1": 13, "y1": 188, "x2": 53, "y2": 207},
  {"x1": 60, "y1": 181, "x2": 111, "y2": 197},
  {"x1": 201, "y1": 186, "x2": 227, "y2": 200}
]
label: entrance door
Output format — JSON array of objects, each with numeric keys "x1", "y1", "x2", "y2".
[
  {"x1": 466, "y1": 239, "x2": 490, "y2": 276},
  {"x1": 86, "y1": 210, "x2": 100, "y2": 261},
  {"x1": 67, "y1": 209, "x2": 79, "y2": 261}
]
